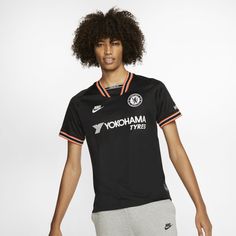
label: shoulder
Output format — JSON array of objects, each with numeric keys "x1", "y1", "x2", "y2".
[
  {"x1": 70, "y1": 82, "x2": 96, "y2": 104},
  {"x1": 133, "y1": 73, "x2": 166, "y2": 89}
]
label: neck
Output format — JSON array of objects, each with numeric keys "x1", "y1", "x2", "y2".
[{"x1": 99, "y1": 66, "x2": 129, "y2": 88}]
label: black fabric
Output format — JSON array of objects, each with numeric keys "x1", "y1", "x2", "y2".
[
  {"x1": 155, "y1": 81, "x2": 182, "y2": 128},
  {"x1": 59, "y1": 98, "x2": 85, "y2": 145},
  {"x1": 58, "y1": 72, "x2": 182, "y2": 213}
]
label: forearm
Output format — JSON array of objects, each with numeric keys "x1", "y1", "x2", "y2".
[
  {"x1": 169, "y1": 144, "x2": 206, "y2": 211},
  {"x1": 50, "y1": 162, "x2": 82, "y2": 228}
]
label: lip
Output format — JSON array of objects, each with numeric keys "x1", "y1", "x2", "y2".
[
  {"x1": 103, "y1": 57, "x2": 115, "y2": 64},
  {"x1": 103, "y1": 57, "x2": 115, "y2": 60}
]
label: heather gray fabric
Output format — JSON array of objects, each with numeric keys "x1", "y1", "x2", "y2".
[{"x1": 91, "y1": 199, "x2": 178, "y2": 236}]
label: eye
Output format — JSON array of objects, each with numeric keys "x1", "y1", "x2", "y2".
[
  {"x1": 96, "y1": 42, "x2": 103, "y2": 47},
  {"x1": 112, "y1": 41, "x2": 120, "y2": 45}
]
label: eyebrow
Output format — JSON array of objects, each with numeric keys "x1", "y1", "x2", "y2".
[{"x1": 98, "y1": 39, "x2": 120, "y2": 42}]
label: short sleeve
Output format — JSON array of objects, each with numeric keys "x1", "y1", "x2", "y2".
[
  {"x1": 155, "y1": 81, "x2": 182, "y2": 128},
  {"x1": 58, "y1": 98, "x2": 86, "y2": 145}
]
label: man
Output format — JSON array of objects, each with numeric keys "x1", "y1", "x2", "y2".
[{"x1": 49, "y1": 7, "x2": 212, "y2": 236}]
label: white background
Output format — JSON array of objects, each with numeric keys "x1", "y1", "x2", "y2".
[{"x1": 0, "y1": 0, "x2": 235, "y2": 235}]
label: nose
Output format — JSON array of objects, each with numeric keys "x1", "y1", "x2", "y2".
[{"x1": 104, "y1": 44, "x2": 112, "y2": 54}]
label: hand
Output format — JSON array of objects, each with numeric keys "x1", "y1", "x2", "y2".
[
  {"x1": 195, "y1": 208, "x2": 212, "y2": 236},
  {"x1": 48, "y1": 226, "x2": 62, "y2": 236}
]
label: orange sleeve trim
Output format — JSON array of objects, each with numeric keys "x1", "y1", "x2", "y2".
[
  {"x1": 59, "y1": 134, "x2": 83, "y2": 145},
  {"x1": 159, "y1": 111, "x2": 181, "y2": 124},
  {"x1": 59, "y1": 131, "x2": 84, "y2": 142},
  {"x1": 160, "y1": 114, "x2": 182, "y2": 128}
]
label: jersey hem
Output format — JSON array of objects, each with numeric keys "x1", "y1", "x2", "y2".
[{"x1": 91, "y1": 196, "x2": 172, "y2": 213}]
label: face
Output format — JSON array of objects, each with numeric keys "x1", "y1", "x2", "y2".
[{"x1": 94, "y1": 38, "x2": 123, "y2": 71}]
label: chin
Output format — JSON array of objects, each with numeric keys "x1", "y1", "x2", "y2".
[{"x1": 101, "y1": 64, "x2": 118, "y2": 70}]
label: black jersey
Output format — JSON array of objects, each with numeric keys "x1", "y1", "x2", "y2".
[{"x1": 59, "y1": 71, "x2": 182, "y2": 213}]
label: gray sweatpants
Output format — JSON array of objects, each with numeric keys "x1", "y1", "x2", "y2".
[{"x1": 91, "y1": 199, "x2": 178, "y2": 236}]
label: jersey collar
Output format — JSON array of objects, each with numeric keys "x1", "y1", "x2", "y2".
[{"x1": 95, "y1": 71, "x2": 134, "y2": 98}]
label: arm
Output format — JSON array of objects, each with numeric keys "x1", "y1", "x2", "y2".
[
  {"x1": 49, "y1": 141, "x2": 83, "y2": 234},
  {"x1": 162, "y1": 121, "x2": 212, "y2": 236}
]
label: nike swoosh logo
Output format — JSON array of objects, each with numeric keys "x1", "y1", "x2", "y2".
[
  {"x1": 92, "y1": 106, "x2": 104, "y2": 113},
  {"x1": 165, "y1": 223, "x2": 173, "y2": 230}
]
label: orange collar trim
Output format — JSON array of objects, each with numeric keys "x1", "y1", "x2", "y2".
[{"x1": 95, "y1": 72, "x2": 134, "y2": 98}]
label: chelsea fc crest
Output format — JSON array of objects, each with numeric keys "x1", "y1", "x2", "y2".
[{"x1": 127, "y1": 93, "x2": 143, "y2": 107}]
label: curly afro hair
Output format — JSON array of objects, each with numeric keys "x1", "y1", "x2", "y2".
[{"x1": 71, "y1": 6, "x2": 146, "y2": 67}]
